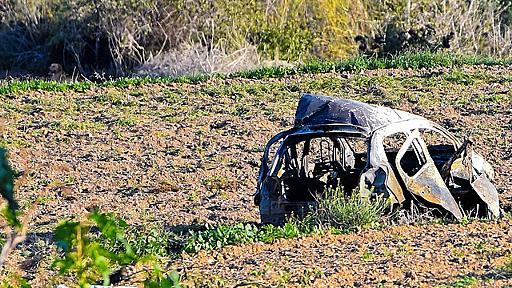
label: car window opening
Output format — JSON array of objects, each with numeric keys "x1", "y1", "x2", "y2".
[{"x1": 278, "y1": 136, "x2": 368, "y2": 204}]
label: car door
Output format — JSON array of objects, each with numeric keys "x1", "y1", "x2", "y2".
[{"x1": 394, "y1": 129, "x2": 463, "y2": 219}]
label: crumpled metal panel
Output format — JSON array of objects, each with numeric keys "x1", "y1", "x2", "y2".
[
  {"x1": 446, "y1": 142, "x2": 500, "y2": 217},
  {"x1": 394, "y1": 129, "x2": 462, "y2": 219},
  {"x1": 295, "y1": 93, "x2": 423, "y2": 130},
  {"x1": 471, "y1": 173, "x2": 500, "y2": 217}
]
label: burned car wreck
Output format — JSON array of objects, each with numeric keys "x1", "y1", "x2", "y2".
[{"x1": 254, "y1": 93, "x2": 500, "y2": 224}]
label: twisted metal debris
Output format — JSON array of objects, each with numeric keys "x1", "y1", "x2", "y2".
[{"x1": 255, "y1": 93, "x2": 500, "y2": 224}]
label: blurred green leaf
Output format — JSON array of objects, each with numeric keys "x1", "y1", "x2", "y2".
[{"x1": 0, "y1": 148, "x2": 20, "y2": 228}]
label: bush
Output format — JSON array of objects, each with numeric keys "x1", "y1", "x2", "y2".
[
  {"x1": 51, "y1": 210, "x2": 188, "y2": 287},
  {"x1": 0, "y1": 0, "x2": 165, "y2": 75},
  {"x1": 143, "y1": 267, "x2": 181, "y2": 288},
  {"x1": 413, "y1": 0, "x2": 512, "y2": 57},
  {"x1": 0, "y1": 148, "x2": 26, "y2": 271},
  {"x1": 136, "y1": 43, "x2": 262, "y2": 77},
  {"x1": 0, "y1": 149, "x2": 18, "y2": 228}
]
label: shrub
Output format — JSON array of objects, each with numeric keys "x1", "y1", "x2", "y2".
[
  {"x1": 0, "y1": 149, "x2": 18, "y2": 229},
  {"x1": 143, "y1": 267, "x2": 181, "y2": 288},
  {"x1": 51, "y1": 210, "x2": 189, "y2": 286},
  {"x1": 2, "y1": 0, "x2": 512, "y2": 77},
  {"x1": 136, "y1": 43, "x2": 262, "y2": 77},
  {"x1": 0, "y1": 0, "x2": 174, "y2": 74},
  {"x1": 414, "y1": 0, "x2": 512, "y2": 57}
]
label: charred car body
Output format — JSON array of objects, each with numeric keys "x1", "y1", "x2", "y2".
[{"x1": 254, "y1": 93, "x2": 500, "y2": 224}]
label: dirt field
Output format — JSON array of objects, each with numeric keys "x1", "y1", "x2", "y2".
[{"x1": 1, "y1": 66, "x2": 511, "y2": 286}]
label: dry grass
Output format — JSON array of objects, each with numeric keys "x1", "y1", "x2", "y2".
[
  {"x1": 136, "y1": 43, "x2": 262, "y2": 77},
  {"x1": 414, "y1": 0, "x2": 512, "y2": 57}
]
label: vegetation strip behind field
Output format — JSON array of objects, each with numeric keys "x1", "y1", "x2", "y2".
[{"x1": 1, "y1": 52, "x2": 511, "y2": 96}]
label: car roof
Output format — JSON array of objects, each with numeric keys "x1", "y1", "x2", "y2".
[{"x1": 294, "y1": 93, "x2": 425, "y2": 132}]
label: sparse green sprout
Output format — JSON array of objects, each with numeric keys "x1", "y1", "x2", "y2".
[
  {"x1": 361, "y1": 250, "x2": 375, "y2": 262},
  {"x1": 446, "y1": 276, "x2": 479, "y2": 287}
]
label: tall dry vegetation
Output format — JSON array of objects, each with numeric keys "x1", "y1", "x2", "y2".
[
  {"x1": 0, "y1": 0, "x2": 512, "y2": 77},
  {"x1": 416, "y1": 0, "x2": 512, "y2": 57}
]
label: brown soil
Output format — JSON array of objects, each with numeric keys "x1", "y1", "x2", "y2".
[
  {"x1": 178, "y1": 219, "x2": 512, "y2": 287},
  {"x1": 0, "y1": 66, "x2": 511, "y2": 286}
]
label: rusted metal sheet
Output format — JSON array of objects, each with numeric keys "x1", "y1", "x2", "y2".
[{"x1": 255, "y1": 93, "x2": 501, "y2": 224}]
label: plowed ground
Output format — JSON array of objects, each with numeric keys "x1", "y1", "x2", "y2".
[{"x1": 1, "y1": 66, "x2": 511, "y2": 287}]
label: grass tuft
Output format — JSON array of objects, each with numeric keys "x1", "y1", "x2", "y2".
[{"x1": 303, "y1": 188, "x2": 389, "y2": 232}]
